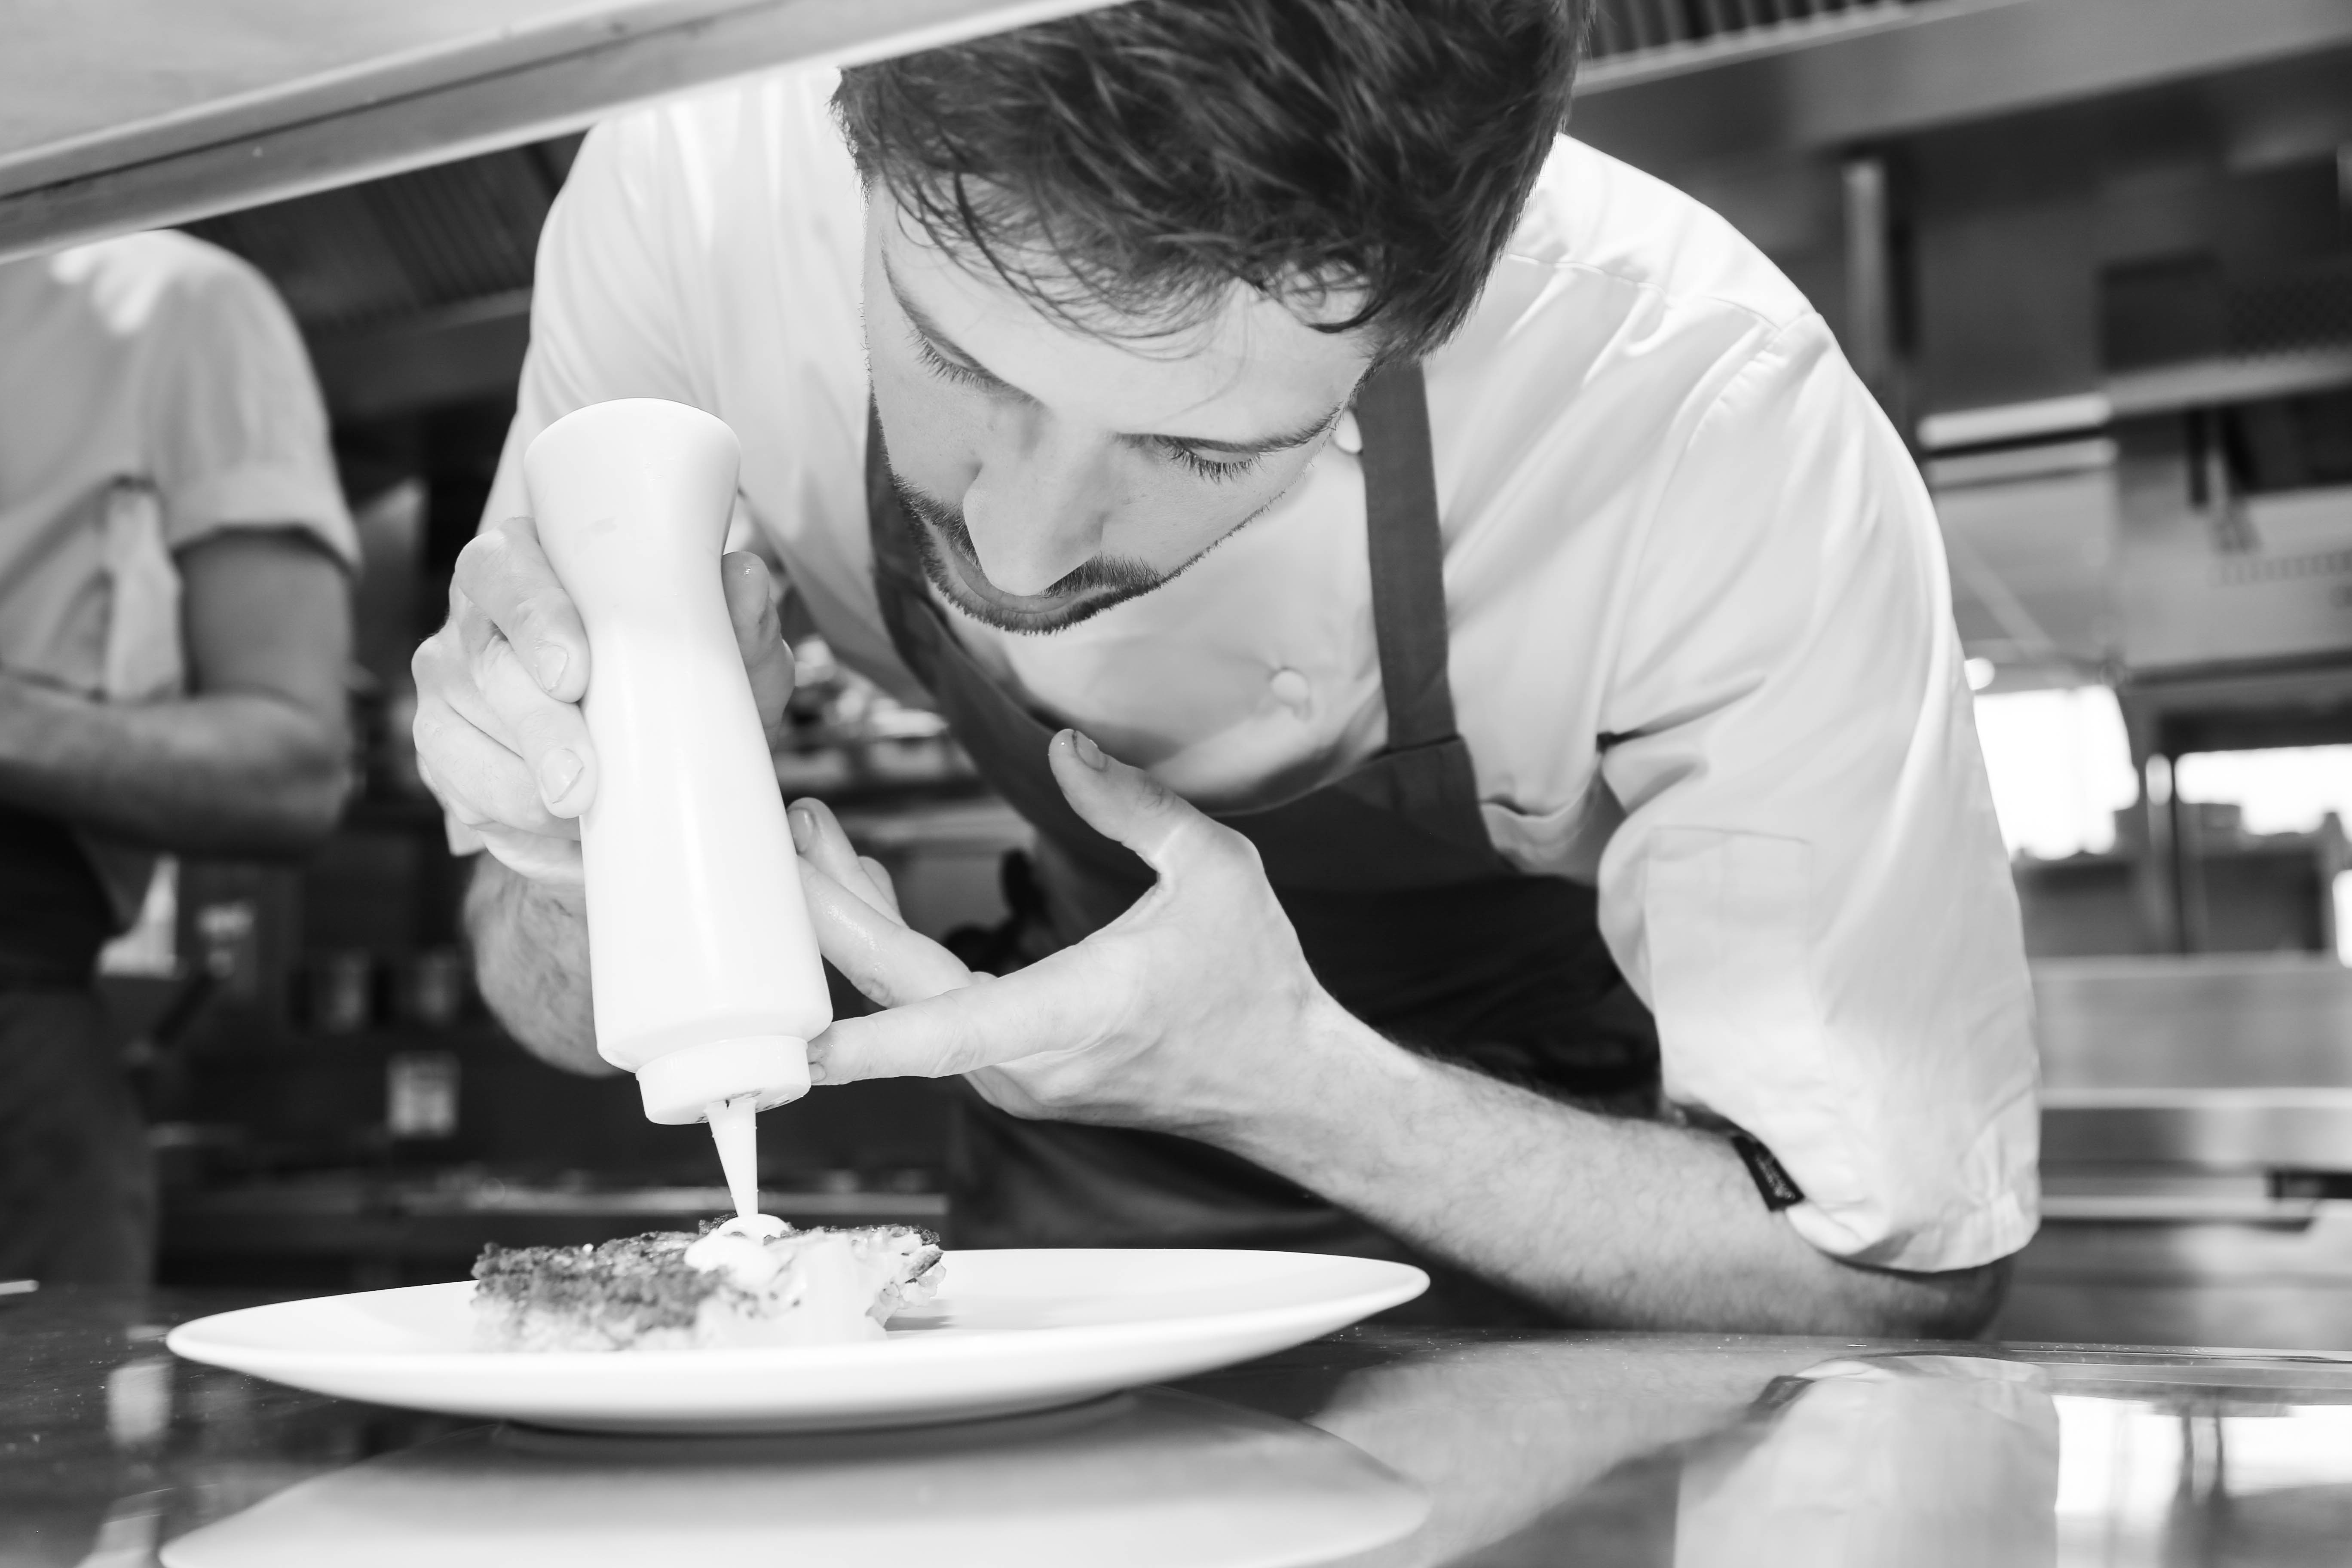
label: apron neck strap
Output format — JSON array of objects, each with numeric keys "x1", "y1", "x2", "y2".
[{"x1": 1353, "y1": 361, "x2": 1458, "y2": 753}]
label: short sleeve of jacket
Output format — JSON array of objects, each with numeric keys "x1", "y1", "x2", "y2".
[
  {"x1": 1594, "y1": 313, "x2": 2037, "y2": 1272},
  {"x1": 482, "y1": 113, "x2": 702, "y2": 531},
  {"x1": 143, "y1": 247, "x2": 356, "y2": 567}
]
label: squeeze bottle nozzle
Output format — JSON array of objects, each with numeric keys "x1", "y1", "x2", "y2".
[
  {"x1": 524, "y1": 400, "x2": 831, "y2": 1144},
  {"x1": 707, "y1": 1096, "x2": 762, "y2": 1220}
]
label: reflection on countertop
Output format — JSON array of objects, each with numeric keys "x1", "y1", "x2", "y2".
[
  {"x1": 9, "y1": 1288, "x2": 2352, "y2": 1566},
  {"x1": 162, "y1": 1388, "x2": 1425, "y2": 1567},
  {"x1": 1269, "y1": 1336, "x2": 2352, "y2": 1566}
]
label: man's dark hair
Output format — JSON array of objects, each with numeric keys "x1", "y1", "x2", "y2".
[{"x1": 834, "y1": 0, "x2": 1590, "y2": 362}]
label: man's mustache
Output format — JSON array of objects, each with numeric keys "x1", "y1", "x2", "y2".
[{"x1": 891, "y1": 471, "x2": 1163, "y2": 612}]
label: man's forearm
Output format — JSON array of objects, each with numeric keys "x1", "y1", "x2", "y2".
[
  {"x1": 463, "y1": 854, "x2": 607, "y2": 1074},
  {"x1": 1214, "y1": 999, "x2": 2007, "y2": 1336},
  {"x1": 0, "y1": 676, "x2": 347, "y2": 854}
]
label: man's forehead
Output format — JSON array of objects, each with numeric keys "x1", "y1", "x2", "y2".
[{"x1": 872, "y1": 205, "x2": 1371, "y2": 436}]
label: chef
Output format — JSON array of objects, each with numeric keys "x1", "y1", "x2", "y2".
[
  {"x1": 414, "y1": 0, "x2": 2037, "y2": 1329},
  {"x1": 0, "y1": 232, "x2": 354, "y2": 1284}
]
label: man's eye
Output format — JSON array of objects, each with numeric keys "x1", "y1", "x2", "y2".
[
  {"x1": 1157, "y1": 440, "x2": 1262, "y2": 484},
  {"x1": 913, "y1": 334, "x2": 997, "y2": 392}
]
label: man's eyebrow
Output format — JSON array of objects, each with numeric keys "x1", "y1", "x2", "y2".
[{"x1": 882, "y1": 248, "x2": 1345, "y2": 456}]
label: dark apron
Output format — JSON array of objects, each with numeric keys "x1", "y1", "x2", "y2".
[
  {"x1": 866, "y1": 364, "x2": 1659, "y2": 1323},
  {"x1": 0, "y1": 804, "x2": 149, "y2": 1284},
  {"x1": 0, "y1": 802, "x2": 113, "y2": 986}
]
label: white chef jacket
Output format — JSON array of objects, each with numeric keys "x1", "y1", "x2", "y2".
[
  {"x1": 0, "y1": 232, "x2": 357, "y2": 700},
  {"x1": 0, "y1": 232, "x2": 356, "y2": 922},
  {"x1": 483, "y1": 68, "x2": 2037, "y2": 1273}
]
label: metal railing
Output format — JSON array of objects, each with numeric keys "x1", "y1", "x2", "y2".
[{"x1": 1586, "y1": 0, "x2": 1911, "y2": 62}]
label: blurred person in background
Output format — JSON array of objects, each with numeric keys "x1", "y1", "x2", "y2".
[{"x1": 0, "y1": 233, "x2": 354, "y2": 1286}]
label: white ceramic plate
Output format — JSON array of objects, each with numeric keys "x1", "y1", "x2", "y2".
[{"x1": 166, "y1": 1248, "x2": 1427, "y2": 1433}]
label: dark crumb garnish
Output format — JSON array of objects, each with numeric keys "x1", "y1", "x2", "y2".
[{"x1": 472, "y1": 1229, "x2": 720, "y2": 1332}]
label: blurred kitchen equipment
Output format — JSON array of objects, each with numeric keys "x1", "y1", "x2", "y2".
[
  {"x1": 305, "y1": 950, "x2": 373, "y2": 1035},
  {"x1": 386, "y1": 1053, "x2": 460, "y2": 1142},
  {"x1": 395, "y1": 949, "x2": 468, "y2": 1030},
  {"x1": 1999, "y1": 954, "x2": 2352, "y2": 1350}
]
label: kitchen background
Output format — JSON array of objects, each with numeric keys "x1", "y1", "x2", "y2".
[{"x1": 72, "y1": 0, "x2": 2352, "y2": 1349}]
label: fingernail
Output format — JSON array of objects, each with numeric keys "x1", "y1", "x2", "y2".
[
  {"x1": 787, "y1": 805, "x2": 813, "y2": 850},
  {"x1": 1072, "y1": 731, "x2": 1108, "y2": 771},
  {"x1": 539, "y1": 747, "x2": 583, "y2": 804},
  {"x1": 807, "y1": 1058, "x2": 828, "y2": 1085},
  {"x1": 535, "y1": 645, "x2": 568, "y2": 692}
]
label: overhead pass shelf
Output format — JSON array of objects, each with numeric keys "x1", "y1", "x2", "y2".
[
  {"x1": 1916, "y1": 348, "x2": 2352, "y2": 453},
  {"x1": 1572, "y1": 0, "x2": 2352, "y2": 176},
  {"x1": 0, "y1": 0, "x2": 1112, "y2": 263}
]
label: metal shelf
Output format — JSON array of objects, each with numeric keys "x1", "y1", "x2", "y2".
[
  {"x1": 0, "y1": 0, "x2": 1111, "y2": 263},
  {"x1": 1920, "y1": 349, "x2": 2352, "y2": 452},
  {"x1": 2044, "y1": 1087, "x2": 2352, "y2": 1171},
  {"x1": 2107, "y1": 350, "x2": 2352, "y2": 423}
]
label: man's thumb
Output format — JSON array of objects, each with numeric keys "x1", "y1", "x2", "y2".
[{"x1": 1047, "y1": 729, "x2": 1200, "y2": 870}]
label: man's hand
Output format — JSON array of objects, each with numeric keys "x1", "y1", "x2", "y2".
[
  {"x1": 798, "y1": 729, "x2": 1345, "y2": 1137},
  {"x1": 412, "y1": 516, "x2": 796, "y2": 884},
  {"x1": 799, "y1": 729, "x2": 2013, "y2": 1338}
]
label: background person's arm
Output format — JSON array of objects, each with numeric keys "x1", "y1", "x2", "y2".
[
  {"x1": 0, "y1": 530, "x2": 350, "y2": 855},
  {"x1": 1286, "y1": 1338, "x2": 1841, "y2": 1567}
]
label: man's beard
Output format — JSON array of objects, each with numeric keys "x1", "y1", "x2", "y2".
[{"x1": 891, "y1": 468, "x2": 1167, "y2": 635}]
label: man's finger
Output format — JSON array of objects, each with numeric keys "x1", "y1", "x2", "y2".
[
  {"x1": 412, "y1": 694, "x2": 581, "y2": 839},
  {"x1": 473, "y1": 630, "x2": 599, "y2": 818},
  {"x1": 423, "y1": 617, "x2": 598, "y2": 828},
  {"x1": 787, "y1": 798, "x2": 897, "y2": 921},
  {"x1": 721, "y1": 551, "x2": 796, "y2": 738},
  {"x1": 1045, "y1": 728, "x2": 1225, "y2": 875},
  {"x1": 446, "y1": 608, "x2": 537, "y2": 754},
  {"x1": 423, "y1": 614, "x2": 530, "y2": 760},
  {"x1": 809, "y1": 964, "x2": 1088, "y2": 1084},
  {"x1": 451, "y1": 518, "x2": 590, "y2": 702},
  {"x1": 797, "y1": 860, "x2": 971, "y2": 1008},
  {"x1": 857, "y1": 855, "x2": 902, "y2": 921}
]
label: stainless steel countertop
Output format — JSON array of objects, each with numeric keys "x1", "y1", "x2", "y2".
[{"x1": 10, "y1": 1286, "x2": 2352, "y2": 1565}]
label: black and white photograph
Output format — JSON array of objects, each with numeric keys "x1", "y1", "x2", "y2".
[{"x1": 4, "y1": 0, "x2": 2352, "y2": 1562}]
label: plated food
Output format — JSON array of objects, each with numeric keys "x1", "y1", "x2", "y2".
[
  {"x1": 169, "y1": 1250, "x2": 1430, "y2": 1432},
  {"x1": 471, "y1": 1216, "x2": 943, "y2": 1352}
]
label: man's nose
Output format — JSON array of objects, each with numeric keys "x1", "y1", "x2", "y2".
[{"x1": 962, "y1": 409, "x2": 1113, "y2": 596}]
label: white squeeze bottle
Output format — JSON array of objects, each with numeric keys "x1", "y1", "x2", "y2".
[{"x1": 524, "y1": 399, "x2": 828, "y2": 1218}]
